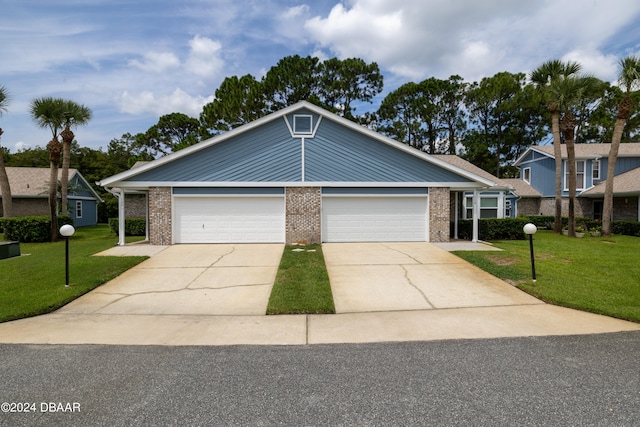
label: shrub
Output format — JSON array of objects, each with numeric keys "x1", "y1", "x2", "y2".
[
  {"x1": 612, "y1": 220, "x2": 640, "y2": 237},
  {"x1": 0, "y1": 216, "x2": 73, "y2": 243},
  {"x1": 458, "y1": 218, "x2": 528, "y2": 241},
  {"x1": 108, "y1": 218, "x2": 146, "y2": 236}
]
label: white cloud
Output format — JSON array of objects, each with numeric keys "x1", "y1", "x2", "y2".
[
  {"x1": 185, "y1": 35, "x2": 224, "y2": 79},
  {"x1": 562, "y1": 48, "x2": 620, "y2": 83},
  {"x1": 13, "y1": 141, "x2": 30, "y2": 152},
  {"x1": 117, "y1": 88, "x2": 213, "y2": 117},
  {"x1": 304, "y1": 0, "x2": 640, "y2": 82},
  {"x1": 128, "y1": 51, "x2": 181, "y2": 73}
]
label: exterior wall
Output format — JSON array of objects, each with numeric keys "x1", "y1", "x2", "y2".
[
  {"x1": 149, "y1": 187, "x2": 172, "y2": 245},
  {"x1": 429, "y1": 187, "x2": 450, "y2": 242},
  {"x1": 125, "y1": 193, "x2": 147, "y2": 218},
  {"x1": 0, "y1": 198, "x2": 49, "y2": 217},
  {"x1": 537, "y1": 197, "x2": 591, "y2": 218},
  {"x1": 70, "y1": 199, "x2": 98, "y2": 227},
  {"x1": 613, "y1": 196, "x2": 639, "y2": 221},
  {"x1": 516, "y1": 197, "x2": 542, "y2": 216},
  {"x1": 285, "y1": 187, "x2": 321, "y2": 244}
]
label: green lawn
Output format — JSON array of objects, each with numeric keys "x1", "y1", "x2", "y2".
[
  {"x1": 0, "y1": 225, "x2": 147, "y2": 323},
  {"x1": 267, "y1": 244, "x2": 335, "y2": 314},
  {"x1": 453, "y1": 230, "x2": 640, "y2": 323}
]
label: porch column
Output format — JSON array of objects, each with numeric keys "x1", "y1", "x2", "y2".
[
  {"x1": 472, "y1": 190, "x2": 479, "y2": 243},
  {"x1": 118, "y1": 188, "x2": 126, "y2": 246},
  {"x1": 453, "y1": 192, "x2": 459, "y2": 240}
]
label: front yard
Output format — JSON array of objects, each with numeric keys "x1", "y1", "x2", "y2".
[
  {"x1": 0, "y1": 225, "x2": 147, "y2": 323},
  {"x1": 454, "y1": 230, "x2": 640, "y2": 323}
]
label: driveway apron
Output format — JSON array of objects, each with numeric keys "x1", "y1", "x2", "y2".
[
  {"x1": 322, "y1": 242, "x2": 542, "y2": 313},
  {"x1": 58, "y1": 244, "x2": 284, "y2": 316}
]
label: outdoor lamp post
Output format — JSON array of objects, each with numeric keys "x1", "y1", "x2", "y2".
[
  {"x1": 60, "y1": 224, "x2": 76, "y2": 287},
  {"x1": 523, "y1": 223, "x2": 537, "y2": 282}
]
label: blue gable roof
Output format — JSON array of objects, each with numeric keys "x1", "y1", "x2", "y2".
[{"x1": 101, "y1": 102, "x2": 489, "y2": 188}]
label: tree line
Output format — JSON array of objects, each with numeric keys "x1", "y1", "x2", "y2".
[{"x1": 1, "y1": 54, "x2": 640, "y2": 240}]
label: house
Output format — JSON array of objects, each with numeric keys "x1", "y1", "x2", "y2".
[
  {"x1": 0, "y1": 167, "x2": 103, "y2": 226},
  {"x1": 99, "y1": 102, "x2": 501, "y2": 246},
  {"x1": 513, "y1": 143, "x2": 640, "y2": 221}
]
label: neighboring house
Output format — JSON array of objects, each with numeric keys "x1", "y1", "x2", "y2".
[
  {"x1": 0, "y1": 167, "x2": 103, "y2": 226},
  {"x1": 99, "y1": 101, "x2": 500, "y2": 246},
  {"x1": 513, "y1": 143, "x2": 640, "y2": 221}
]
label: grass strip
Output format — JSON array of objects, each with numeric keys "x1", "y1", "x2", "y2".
[
  {"x1": 267, "y1": 244, "x2": 335, "y2": 314},
  {"x1": 0, "y1": 225, "x2": 147, "y2": 323},
  {"x1": 453, "y1": 230, "x2": 640, "y2": 323}
]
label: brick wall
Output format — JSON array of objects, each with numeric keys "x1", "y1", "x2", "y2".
[
  {"x1": 538, "y1": 197, "x2": 591, "y2": 218},
  {"x1": 429, "y1": 187, "x2": 450, "y2": 242},
  {"x1": 148, "y1": 187, "x2": 171, "y2": 245},
  {"x1": 285, "y1": 187, "x2": 321, "y2": 244},
  {"x1": 613, "y1": 196, "x2": 639, "y2": 221},
  {"x1": 516, "y1": 197, "x2": 542, "y2": 216},
  {"x1": 0, "y1": 198, "x2": 49, "y2": 217},
  {"x1": 125, "y1": 193, "x2": 147, "y2": 218}
]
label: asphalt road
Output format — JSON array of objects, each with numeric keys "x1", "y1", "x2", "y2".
[{"x1": 1, "y1": 332, "x2": 638, "y2": 426}]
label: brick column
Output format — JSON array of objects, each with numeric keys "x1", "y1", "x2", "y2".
[
  {"x1": 286, "y1": 187, "x2": 321, "y2": 244},
  {"x1": 429, "y1": 187, "x2": 450, "y2": 242},
  {"x1": 148, "y1": 187, "x2": 172, "y2": 245}
]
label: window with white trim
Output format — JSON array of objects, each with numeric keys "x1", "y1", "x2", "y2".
[
  {"x1": 505, "y1": 200, "x2": 512, "y2": 217},
  {"x1": 465, "y1": 196, "x2": 499, "y2": 219},
  {"x1": 75, "y1": 201, "x2": 83, "y2": 218},
  {"x1": 592, "y1": 159, "x2": 600, "y2": 180},
  {"x1": 564, "y1": 160, "x2": 586, "y2": 190},
  {"x1": 523, "y1": 167, "x2": 531, "y2": 184},
  {"x1": 293, "y1": 114, "x2": 313, "y2": 135}
]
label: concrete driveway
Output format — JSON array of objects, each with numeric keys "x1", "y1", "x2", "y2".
[
  {"x1": 59, "y1": 244, "x2": 284, "y2": 316},
  {"x1": 0, "y1": 242, "x2": 637, "y2": 346},
  {"x1": 322, "y1": 242, "x2": 542, "y2": 313}
]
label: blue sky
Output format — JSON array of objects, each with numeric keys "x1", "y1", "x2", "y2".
[{"x1": 1, "y1": 0, "x2": 640, "y2": 152}]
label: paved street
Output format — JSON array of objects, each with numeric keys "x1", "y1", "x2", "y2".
[{"x1": 1, "y1": 332, "x2": 639, "y2": 426}]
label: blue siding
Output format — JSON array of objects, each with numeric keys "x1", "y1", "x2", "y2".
[
  {"x1": 305, "y1": 119, "x2": 471, "y2": 183},
  {"x1": 127, "y1": 119, "x2": 301, "y2": 182},
  {"x1": 126, "y1": 113, "x2": 474, "y2": 184},
  {"x1": 523, "y1": 156, "x2": 555, "y2": 197},
  {"x1": 70, "y1": 199, "x2": 98, "y2": 227}
]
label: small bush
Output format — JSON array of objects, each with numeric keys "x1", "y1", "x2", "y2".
[
  {"x1": 108, "y1": 218, "x2": 146, "y2": 236},
  {"x1": 612, "y1": 220, "x2": 640, "y2": 237},
  {"x1": 0, "y1": 216, "x2": 73, "y2": 243},
  {"x1": 458, "y1": 218, "x2": 528, "y2": 241}
]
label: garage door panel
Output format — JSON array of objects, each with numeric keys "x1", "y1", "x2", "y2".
[
  {"x1": 175, "y1": 197, "x2": 285, "y2": 243},
  {"x1": 322, "y1": 197, "x2": 427, "y2": 242}
]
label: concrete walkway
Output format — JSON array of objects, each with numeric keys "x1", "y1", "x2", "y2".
[{"x1": 0, "y1": 242, "x2": 637, "y2": 346}]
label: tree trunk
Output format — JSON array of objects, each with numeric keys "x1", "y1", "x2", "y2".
[
  {"x1": 551, "y1": 110, "x2": 563, "y2": 234},
  {"x1": 0, "y1": 129, "x2": 13, "y2": 223},
  {"x1": 47, "y1": 138, "x2": 62, "y2": 242},
  {"x1": 602, "y1": 117, "x2": 626, "y2": 236},
  {"x1": 562, "y1": 113, "x2": 579, "y2": 237},
  {"x1": 60, "y1": 127, "x2": 74, "y2": 216}
]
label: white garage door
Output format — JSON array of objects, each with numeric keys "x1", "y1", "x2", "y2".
[
  {"x1": 322, "y1": 196, "x2": 428, "y2": 242},
  {"x1": 174, "y1": 196, "x2": 285, "y2": 243}
]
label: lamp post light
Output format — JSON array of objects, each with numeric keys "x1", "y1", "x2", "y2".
[
  {"x1": 60, "y1": 224, "x2": 76, "y2": 287},
  {"x1": 523, "y1": 223, "x2": 537, "y2": 282}
]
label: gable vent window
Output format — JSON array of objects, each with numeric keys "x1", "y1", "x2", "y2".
[{"x1": 293, "y1": 115, "x2": 313, "y2": 135}]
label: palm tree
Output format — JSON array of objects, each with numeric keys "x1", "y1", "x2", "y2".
[
  {"x1": 59, "y1": 100, "x2": 92, "y2": 216},
  {"x1": 552, "y1": 76, "x2": 602, "y2": 236},
  {"x1": 602, "y1": 56, "x2": 640, "y2": 236},
  {"x1": 30, "y1": 97, "x2": 65, "y2": 242},
  {"x1": 0, "y1": 85, "x2": 12, "y2": 224},
  {"x1": 531, "y1": 60, "x2": 582, "y2": 234}
]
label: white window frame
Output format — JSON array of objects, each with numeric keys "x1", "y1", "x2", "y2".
[
  {"x1": 564, "y1": 160, "x2": 586, "y2": 191},
  {"x1": 293, "y1": 114, "x2": 313, "y2": 135},
  {"x1": 592, "y1": 159, "x2": 600, "y2": 180},
  {"x1": 523, "y1": 167, "x2": 531, "y2": 184},
  {"x1": 75, "y1": 201, "x2": 83, "y2": 218},
  {"x1": 465, "y1": 195, "x2": 499, "y2": 219}
]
